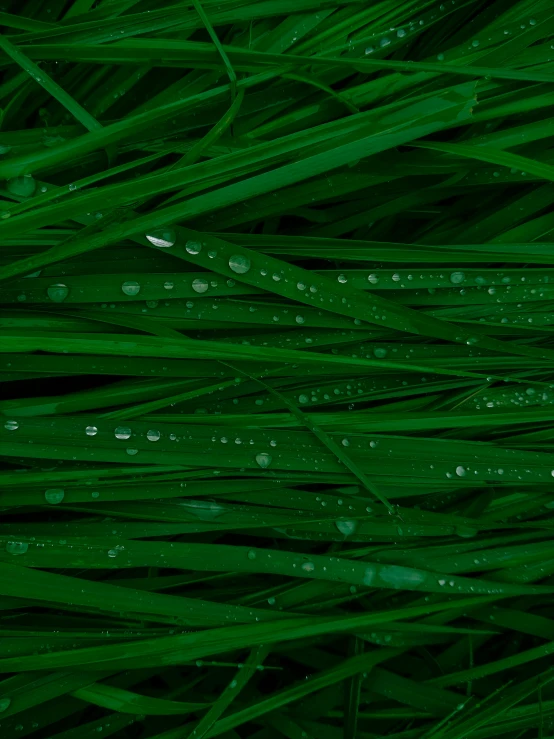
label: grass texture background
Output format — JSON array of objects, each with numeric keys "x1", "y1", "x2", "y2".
[{"x1": 1, "y1": 0, "x2": 554, "y2": 737}]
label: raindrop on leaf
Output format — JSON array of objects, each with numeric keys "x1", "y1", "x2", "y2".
[
  {"x1": 45, "y1": 488, "x2": 65, "y2": 505},
  {"x1": 255, "y1": 452, "x2": 272, "y2": 468},
  {"x1": 229, "y1": 254, "x2": 251, "y2": 274},
  {"x1": 146, "y1": 229, "x2": 176, "y2": 248},
  {"x1": 47, "y1": 284, "x2": 69, "y2": 302}
]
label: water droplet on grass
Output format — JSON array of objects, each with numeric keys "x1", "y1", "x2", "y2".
[
  {"x1": 146, "y1": 229, "x2": 176, "y2": 248},
  {"x1": 6, "y1": 541, "x2": 28, "y2": 555},
  {"x1": 85, "y1": 425, "x2": 98, "y2": 436},
  {"x1": 7, "y1": 174, "x2": 36, "y2": 197},
  {"x1": 186, "y1": 240, "x2": 202, "y2": 255},
  {"x1": 146, "y1": 429, "x2": 160, "y2": 441},
  {"x1": 229, "y1": 254, "x2": 251, "y2": 274},
  {"x1": 45, "y1": 488, "x2": 65, "y2": 505},
  {"x1": 181, "y1": 500, "x2": 225, "y2": 520},
  {"x1": 363, "y1": 565, "x2": 376, "y2": 585},
  {"x1": 47, "y1": 284, "x2": 69, "y2": 302},
  {"x1": 301, "y1": 561, "x2": 315, "y2": 573},
  {"x1": 450, "y1": 271, "x2": 465, "y2": 284},
  {"x1": 192, "y1": 278, "x2": 209, "y2": 293},
  {"x1": 255, "y1": 452, "x2": 272, "y2": 468},
  {"x1": 4, "y1": 420, "x2": 19, "y2": 431},
  {"x1": 121, "y1": 281, "x2": 140, "y2": 296},
  {"x1": 335, "y1": 520, "x2": 358, "y2": 536},
  {"x1": 114, "y1": 426, "x2": 132, "y2": 440},
  {"x1": 0, "y1": 697, "x2": 11, "y2": 712}
]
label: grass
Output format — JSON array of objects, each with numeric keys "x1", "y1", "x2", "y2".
[{"x1": 1, "y1": 0, "x2": 554, "y2": 737}]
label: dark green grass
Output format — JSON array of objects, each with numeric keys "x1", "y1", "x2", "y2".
[{"x1": 2, "y1": 0, "x2": 554, "y2": 737}]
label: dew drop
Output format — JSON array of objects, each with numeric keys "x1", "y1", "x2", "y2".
[
  {"x1": 192, "y1": 278, "x2": 209, "y2": 293},
  {"x1": 335, "y1": 520, "x2": 358, "y2": 536},
  {"x1": 186, "y1": 240, "x2": 202, "y2": 255},
  {"x1": 367, "y1": 273, "x2": 379, "y2": 284},
  {"x1": 6, "y1": 541, "x2": 28, "y2": 555},
  {"x1": 47, "y1": 283, "x2": 69, "y2": 303},
  {"x1": 146, "y1": 429, "x2": 161, "y2": 442},
  {"x1": 247, "y1": 549, "x2": 257, "y2": 560},
  {"x1": 450, "y1": 271, "x2": 465, "y2": 284},
  {"x1": 45, "y1": 488, "x2": 65, "y2": 505},
  {"x1": 0, "y1": 697, "x2": 11, "y2": 712},
  {"x1": 114, "y1": 426, "x2": 132, "y2": 440},
  {"x1": 4, "y1": 420, "x2": 19, "y2": 431},
  {"x1": 145, "y1": 229, "x2": 176, "y2": 248},
  {"x1": 455, "y1": 465, "x2": 466, "y2": 477},
  {"x1": 6, "y1": 174, "x2": 36, "y2": 197},
  {"x1": 363, "y1": 565, "x2": 376, "y2": 585},
  {"x1": 181, "y1": 500, "x2": 225, "y2": 520},
  {"x1": 121, "y1": 280, "x2": 140, "y2": 296},
  {"x1": 164, "y1": 281, "x2": 174, "y2": 290},
  {"x1": 255, "y1": 452, "x2": 272, "y2": 468},
  {"x1": 126, "y1": 448, "x2": 138, "y2": 455},
  {"x1": 229, "y1": 254, "x2": 251, "y2": 274},
  {"x1": 85, "y1": 425, "x2": 98, "y2": 436},
  {"x1": 373, "y1": 347, "x2": 387, "y2": 358},
  {"x1": 301, "y1": 561, "x2": 315, "y2": 573}
]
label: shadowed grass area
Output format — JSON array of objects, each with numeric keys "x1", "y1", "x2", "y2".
[{"x1": 1, "y1": 1, "x2": 554, "y2": 738}]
